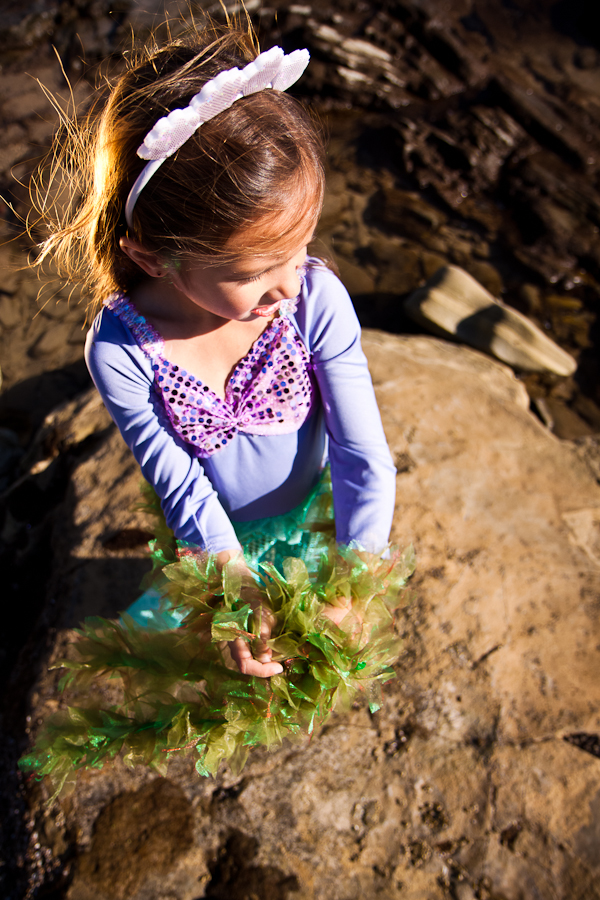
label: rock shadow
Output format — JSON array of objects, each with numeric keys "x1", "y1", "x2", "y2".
[{"x1": 202, "y1": 829, "x2": 299, "y2": 900}]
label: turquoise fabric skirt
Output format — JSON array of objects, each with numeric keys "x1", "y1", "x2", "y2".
[{"x1": 126, "y1": 468, "x2": 335, "y2": 630}]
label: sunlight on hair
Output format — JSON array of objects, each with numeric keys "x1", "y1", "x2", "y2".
[{"x1": 26, "y1": 11, "x2": 324, "y2": 323}]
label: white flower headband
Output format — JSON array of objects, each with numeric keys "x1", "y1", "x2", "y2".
[{"x1": 124, "y1": 45, "x2": 310, "y2": 229}]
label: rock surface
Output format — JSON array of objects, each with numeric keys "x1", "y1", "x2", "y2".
[
  {"x1": 2, "y1": 2, "x2": 600, "y2": 898},
  {"x1": 405, "y1": 265, "x2": 578, "y2": 376},
  {"x1": 1, "y1": 0, "x2": 600, "y2": 440},
  {"x1": 9, "y1": 333, "x2": 600, "y2": 900}
]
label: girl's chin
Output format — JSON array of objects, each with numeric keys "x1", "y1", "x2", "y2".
[{"x1": 253, "y1": 301, "x2": 282, "y2": 318}]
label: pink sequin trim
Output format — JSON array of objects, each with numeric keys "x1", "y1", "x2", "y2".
[{"x1": 105, "y1": 293, "x2": 315, "y2": 457}]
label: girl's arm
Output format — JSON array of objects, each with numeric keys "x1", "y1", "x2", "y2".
[
  {"x1": 86, "y1": 312, "x2": 283, "y2": 676},
  {"x1": 296, "y1": 263, "x2": 397, "y2": 552},
  {"x1": 86, "y1": 310, "x2": 283, "y2": 678},
  {"x1": 85, "y1": 309, "x2": 242, "y2": 554}
]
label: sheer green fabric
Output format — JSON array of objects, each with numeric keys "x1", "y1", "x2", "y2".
[{"x1": 20, "y1": 479, "x2": 414, "y2": 802}]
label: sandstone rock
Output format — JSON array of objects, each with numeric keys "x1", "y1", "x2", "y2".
[
  {"x1": 29, "y1": 322, "x2": 72, "y2": 358},
  {"x1": 25, "y1": 386, "x2": 112, "y2": 466},
  {"x1": 17, "y1": 333, "x2": 600, "y2": 900},
  {"x1": 39, "y1": 300, "x2": 71, "y2": 321},
  {"x1": 374, "y1": 188, "x2": 447, "y2": 242},
  {"x1": 0, "y1": 245, "x2": 20, "y2": 296},
  {"x1": 69, "y1": 780, "x2": 197, "y2": 900},
  {"x1": 377, "y1": 246, "x2": 421, "y2": 295},
  {"x1": 574, "y1": 436, "x2": 600, "y2": 484},
  {"x1": 68, "y1": 324, "x2": 87, "y2": 345},
  {"x1": 0, "y1": 295, "x2": 21, "y2": 329},
  {"x1": 335, "y1": 255, "x2": 375, "y2": 295},
  {"x1": 406, "y1": 265, "x2": 578, "y2": 376}
]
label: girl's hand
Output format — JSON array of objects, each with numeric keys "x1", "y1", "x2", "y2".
[
  {"x1": 216, "y1": 550, "x2": 283, "y2": 678},
  {"x1": 321, "y1": 599, "x2": 370, "y2": 644},
  {"x1": 228, "y1": 602, "x2": 284, "y2": 678}
]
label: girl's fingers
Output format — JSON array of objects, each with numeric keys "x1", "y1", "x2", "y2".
[
  {"x1": 226, "y1": 602, "x2": 282, "y2": 677},
  {"x1": 253, "y1": 604, "x2": 275, "y2": 641},
  {"x1": 239, "y1": 658, "x2": 284, "y2": 677},
  {"x1": 321, "y1": 604, "x2": 352, "y2": 627},
  {"x1": 321, "y1": 603, "x2": 372, "y2": 646},
  {"x1": 253, "y1": 641, "x2": 273, "y2": 664},
  {"x1": 229, "y1": 637, "x2": 283, "y2": 678}
]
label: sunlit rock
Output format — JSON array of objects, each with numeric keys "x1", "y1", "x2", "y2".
[{"x1": 405, "y1": 265, "x2": 577, "y2": 376}]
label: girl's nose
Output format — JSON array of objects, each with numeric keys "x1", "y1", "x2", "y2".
[{"x1": 268, "y1": 264, "x2": 302, "y2": 301}]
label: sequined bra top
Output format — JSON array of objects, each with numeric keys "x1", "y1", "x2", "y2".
[{"x1": 105, "y1": 293, "x2": 316, "y2": 458}]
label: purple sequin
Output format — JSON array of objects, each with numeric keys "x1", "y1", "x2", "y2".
[{"x1": 105, "y1": 293, "x2": 315, "y2": 458}]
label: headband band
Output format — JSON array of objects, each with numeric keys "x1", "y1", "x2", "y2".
[{"x1": 124, "y1": 45, "x2": 310, "y2": 229}]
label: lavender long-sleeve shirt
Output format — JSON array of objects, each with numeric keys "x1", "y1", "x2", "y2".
[{"x1": 85, "y1": 262, "x2": 396, "y2": 554}]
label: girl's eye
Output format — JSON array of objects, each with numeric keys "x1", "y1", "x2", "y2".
[{"x1": 239, "y1": 272, "x2": 264, "y2": 284}]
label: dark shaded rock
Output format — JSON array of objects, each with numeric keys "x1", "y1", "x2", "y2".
[
  {"x1": 0, "y1": 427, "x2": 23, "y2": 490},
  {"x1": 72, "y1": 780, "x2": 194, "y2": 900},
  {"x1": 205, "y1": 829, "x2": 300, "y2": 900},
  {"x1": 0, "y1": 360, "x2": 90, "y2": 440},
  {"x1": 465, "y1": 260, "x2": 503, "y2": 297},
  {"x1": 538, "y1": 395, "x2": 595, "y2": 440},
  {"x1": 335, "y1": 255, "x2": 375, "y2": 295},
  {"x1": 494, "y1": 73, "x2": 593, "y2": 170},
  {"x1": 371, "y1": 188, "x2": 447, "y2": 241},
  {"x1": 377, "y1": 245, "x2": 422, "y2": 295}
]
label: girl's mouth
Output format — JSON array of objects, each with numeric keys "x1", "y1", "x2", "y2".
[{"x1": 253, "y1": 300, "x2": 282, "y2": 318}]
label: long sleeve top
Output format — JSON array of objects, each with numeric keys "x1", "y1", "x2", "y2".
[{"x1": 85, "y1": 261, "x2": 396, "y2": 554}]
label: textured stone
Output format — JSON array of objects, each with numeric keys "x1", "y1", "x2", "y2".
[
  {"x1": 377, "y1": 246, "x2": 422, "y2": 295},
  {"x1": 19, "y1": 333, "x2": 600, "y2": 900},
  {"x1": 29, "y1": 322, "x2": 72, "y2": 358},
  {"x1": 0, "y1": 295, "x2": 21, "y2": 329},
  {"x1": 406, "y1": 265, "x2": 578, "y2": 375},
  {"x1": 0, "y1": 245, "x2": 20, "y2": 295},
  {"x1": 335, "y1": 256, "x2": 376, "y2": 296}
]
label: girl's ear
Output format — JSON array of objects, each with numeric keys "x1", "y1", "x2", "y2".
[{"x1": 119, "y1": 237, "x2": 167, "y2": 278}]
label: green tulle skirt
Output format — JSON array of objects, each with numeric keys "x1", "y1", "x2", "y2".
[{"x1": 20, "y1": 472, "x2": 415, "y2": 801}]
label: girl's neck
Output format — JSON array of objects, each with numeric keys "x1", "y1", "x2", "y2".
[
  {"x1": 127, "y1": 276, "x2": 273, "y2": 400},
  {"x1": 130, "y1": 276, "x2": 226, "y2": 338}
]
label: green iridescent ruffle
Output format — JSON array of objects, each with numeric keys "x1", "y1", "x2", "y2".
[{"x1": 20, "y1": 542, "x2": 414, "y2": 801}]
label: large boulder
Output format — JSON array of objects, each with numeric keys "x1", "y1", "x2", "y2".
[{"x1": 24, "y1": 333, "x2": 600, "y2": 900}]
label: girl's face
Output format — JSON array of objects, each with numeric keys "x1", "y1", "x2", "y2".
[{"x1": 170, "y1": 218, "x2": 315, "y2": 323}]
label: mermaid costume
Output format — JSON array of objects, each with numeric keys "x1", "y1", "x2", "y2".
[{"x1": 20, "y1": 263, "x2": 414, "y2": 797}]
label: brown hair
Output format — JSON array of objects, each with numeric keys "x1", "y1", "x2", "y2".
[{"x1": 34, "y1": 20, "x2": 325, "y2": 316}]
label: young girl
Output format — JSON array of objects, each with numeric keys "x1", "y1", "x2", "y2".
[{"x1": 22, "y1": 21, "x2": 413, "y2": 792}]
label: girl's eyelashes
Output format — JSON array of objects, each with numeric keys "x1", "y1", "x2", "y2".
[
  {"x1": 235, "y1": 262, "x2": 279, "y2": 284},
  {"x1": 238, "y1": 270, "x2": 268, "y2": 284},
  {"x1": 232, "y1": 236, "x2": 314, "y2": 285}
]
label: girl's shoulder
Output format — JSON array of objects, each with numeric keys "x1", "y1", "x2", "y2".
[
  {"x1": 302, "y1": 257, "x2": 357, "y2": 311},
  {"x1": 87, "y1": 297, "x2": 134, "y2": 344},
  {"x1": 303, "y1": 256, "x2": 343, "y2": 289},
  {"x1": 85, "y1": 296, "x2": 155, "y2": 382},
  {"x1": 88, "y1": 294, "x2": 156, "y2": 346},
  {"x1": 294, "y1": 257, "x2": 361, "y2": 353}
]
